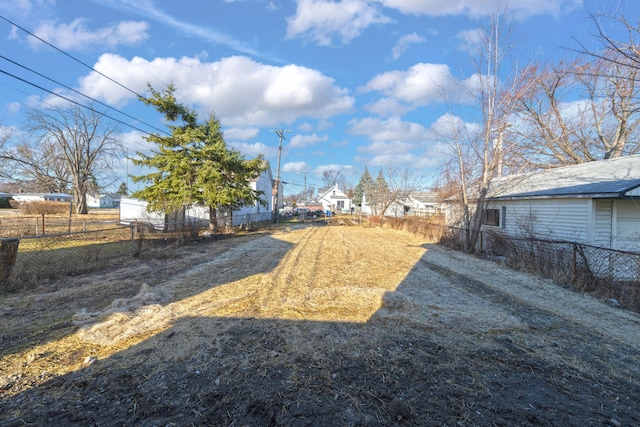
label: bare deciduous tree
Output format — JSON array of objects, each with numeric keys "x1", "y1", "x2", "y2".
[
  {"x1": 321, "y1": 168, "x2": 349, "y2": 190},
  {"x1": 578, "y1": 52, "x2": 640, "y2": 159},
  {"x1": 513, "y1": 54, "x2": 640, "y2": 166},
  {"x1": 366, "y1": 166, "x2": 426, "y2": 219},
  {"x1": 449, "y1": 5, "x2": 526, "y2": 252},
  {"x1": 5, "y1": 105, "x2": 124, "y2": 214}
]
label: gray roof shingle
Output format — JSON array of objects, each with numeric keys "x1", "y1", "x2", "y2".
[{"x1": 489, "y1": 155, "x2": 640, "y2": 200}]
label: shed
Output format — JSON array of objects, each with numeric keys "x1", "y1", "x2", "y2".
[{"x1": 483, "y1": 155, "x2": 640, "y2": 252}]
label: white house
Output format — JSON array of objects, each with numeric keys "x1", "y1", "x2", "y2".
[
  {"x1": 120, "y1": 165, "x2": 275, "y2": 230},
  {"x1": 360, "y1": 192, "x2": 400, "y2": 217},
  {"x1": 361, "y1": 191, "x2": 440, "y2": 218},
  {"x1": 87, "y1": 193, "x2": 121, "y2": 208},
  {"x1": 481, "y1": 155, "x2": 640, "y2": 252},
  {"x1": 405, "y1": 192, "x2": 441, "y2": 216},
  {"x1": 12, "y1": 192, "x2": 73, "y2": 203},
  {"x1": 318, "y1": 185, "x2": 352, "y2": 213}
]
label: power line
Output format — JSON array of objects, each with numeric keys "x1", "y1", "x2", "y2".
[
  {"x1": 0, "y1": 13, "x2": 279, "y2": 184},
  {"x1": 0, "y1": 14, "x2": 143, "y2": 100},
  {"x1": 0, "y1": 54, "x2": 169, "y2": 136},
  {"x1": 0, "y1": 67, "x2": 154, "y2": 136}
]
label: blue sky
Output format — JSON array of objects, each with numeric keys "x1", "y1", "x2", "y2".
[{"x1": 0, "y1": 0, "x2": 628, "y2": 195}]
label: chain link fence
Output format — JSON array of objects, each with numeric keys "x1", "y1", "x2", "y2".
[
  {"x1": 0, "y1": 220, "x2": 229, "y2": 291},
  {"x1": 0, "y1": 214, "x2": 120, "y2": 238}
]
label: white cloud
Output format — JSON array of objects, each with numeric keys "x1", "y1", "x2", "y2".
[
  {"x1": 283, "y1": 161, "x2": 311, "y2": 173},
  {"x1": 375, "y1": 0, "x2": 581, "y2": 19},
  {"x1": 90, "y1": 0, "x2": 264, "y2": 58},
  {"x1": 29, "y1": 18, "x2": 149, "y2": 51},
  {"x1": 228, "y1": 141, "x2": 277, "y2": 159},
  {"x1": 313, "y1": 163, "x2": 356, "y2": 177},
  {"x1": 0, "y1": 0, "x2": 52, "y2": 15},
  {"x1": 77, "y1": 54, "x2": 354, "y2": 127},
  {"x1": 224, "y1": 127, "x2": 260, "y2": 140},
  {"x1": 289, "y1": 133, "x2": 328, "y2": 148},
  {"x1": 454, "y1": 28, "x2": 484, "y2": 52},
  {"x1": 364, "y1": 97, "x2": 411, "y2": 117},
  {"x1": 5, "y1": 102, "x2": 21, "y2": 115},
  {"x1": 357, "y1": 139, "x2": 414, "y2": 155},
  {"x1": 347, "y1": 116, "x2": 431, "y2": 142},
  {"x1": 286, "y1": 0, "x2": 392, "y2": 46},
  {"x1": 360, "y1": 63, "x2": 467, "y2": 108},
  {"x1": 428, "y1": 112, "x2": 480, "y2": 140},
  {"x1": 391, "y1": 32, "x2": 426, "y2": 60},
  {"x1": 284, "y1": 0, "x2": 578, "y2": 47},
  {"x1": 347, "y1": 116, "x2": 450, "y2": 169}
]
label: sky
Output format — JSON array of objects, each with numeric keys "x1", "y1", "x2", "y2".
[{"x1": 0, "y1": 0, "x2": 632, "y2": 196}]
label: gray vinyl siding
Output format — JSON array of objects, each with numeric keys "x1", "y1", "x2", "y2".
[
  {"x1": 486, "y1": 199, "x2": 589, "y2": 242},
  {"x1": 593, "y1": 200, "x2": 613, "y2": 247},
  {"x1": 615, "y1": 200, "x2": 640, "y2": 251}
]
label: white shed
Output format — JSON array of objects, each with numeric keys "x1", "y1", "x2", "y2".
[{"x1": 483, "y1": 155, "x2": 640, "y2": 252}]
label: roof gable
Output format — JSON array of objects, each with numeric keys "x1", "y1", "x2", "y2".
[{"x1": 318, "y1": 184, "x2": 349, "y2": 200}]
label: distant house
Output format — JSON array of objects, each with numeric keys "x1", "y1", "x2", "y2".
[
  {"x1": 87, "y1": 193, "x2": 122, "y2": 208},
  {"x1": 478, "y1": 155, "x2": 640, "y2": 252},
  {"x1": 405, "y1": 192, "x2": 441, "y2": 216},
  {"x1": 318, "y1": 185, "x2": 352, "y2": 213},
  {"x1": 12, "y1": 193, "x2": 73, "y2": 203}
]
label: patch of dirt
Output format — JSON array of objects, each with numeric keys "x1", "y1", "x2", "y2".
[{"x1": 1, "y1": 223, "x2": 639, "y2": 426}]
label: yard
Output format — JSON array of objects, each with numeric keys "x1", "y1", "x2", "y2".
[{"x1": 0, "y1": 223, "x2": 639, "y2": 426}]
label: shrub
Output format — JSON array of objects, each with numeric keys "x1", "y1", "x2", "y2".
[{"x1": 17, "y1": 201, "x2": 70, "y2": 215}]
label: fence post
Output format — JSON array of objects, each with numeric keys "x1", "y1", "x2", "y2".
[
  {"x1": 68, "y1": 201, "x2": 72, "y2": 235},
  {"x1": 572, "y1": 243, "x2": 577, "y2": 284},
  {"x1": 130, "y1": 222, "x2": 136, "y2": 258},
  {"x1": 0, "y1": 238, "x2": 19, "y2": 287},
  {"x1": 41, "y1": 213, "x2": 45, "y2": 235}
]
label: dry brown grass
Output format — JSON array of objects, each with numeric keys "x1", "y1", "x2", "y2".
[
  {"x1": 1, "y1": 223, "x2": 639, "y2": 426},
  {"x1": 0, "y1": 208, "x2": 120, "y2": 238}
]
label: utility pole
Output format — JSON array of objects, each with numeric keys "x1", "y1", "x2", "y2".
[
  {"x1": 302, "y1": 171, "x2": 308, "y2": 195},
  {"x1": 271, "y1": 129, "x2": 292, "y2": 222}
]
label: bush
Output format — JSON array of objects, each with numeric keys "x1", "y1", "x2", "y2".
[{"x1": 16, "y1": 201, "x2": 70, "y2": 215}]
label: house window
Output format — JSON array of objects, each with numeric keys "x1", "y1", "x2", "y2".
[
  {"x1": 337, "y1": 200, "x2": 344, "y2": 210},
  {"x1": 482, "y1": 208, "x2": 500, "y2": 227}
]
